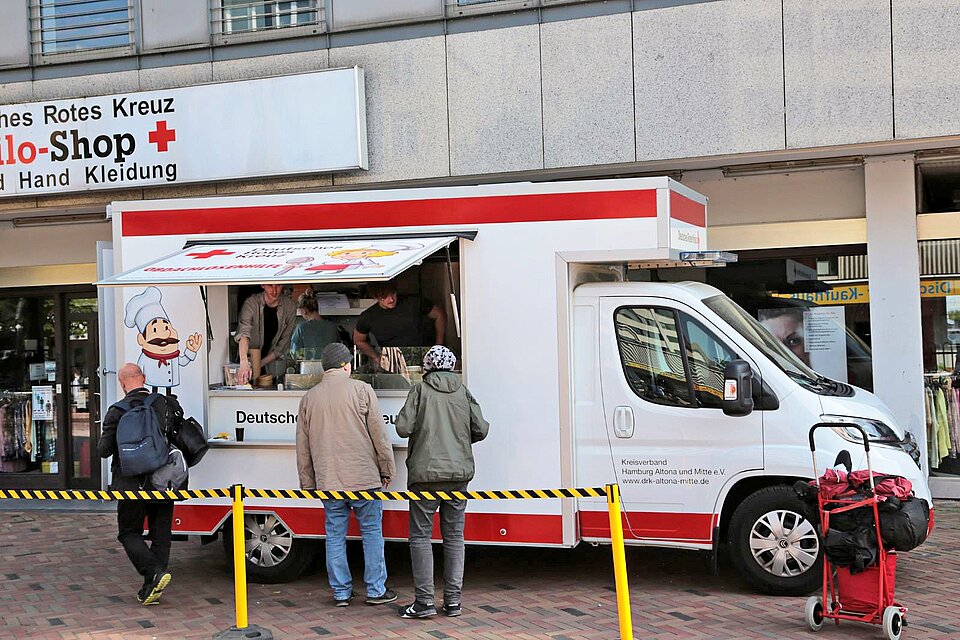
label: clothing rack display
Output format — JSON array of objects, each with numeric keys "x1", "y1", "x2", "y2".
[
  {"x1": 924, "y1": 372, "x2": 960, "y2": 471},
  {"x1": 1, "y1": 392, "x2": 31, "y2": 472},
  {"x1": 0, "y1": 391, "x2": 54, "y2": 473}
]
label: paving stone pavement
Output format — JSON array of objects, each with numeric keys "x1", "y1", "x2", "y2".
[{"x1": 0, "y1": 501, "x2": 958, "y2": 639}]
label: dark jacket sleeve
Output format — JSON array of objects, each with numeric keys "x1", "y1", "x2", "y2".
[{"x1": 97, "y1": 404, "x2": 123, "y2": 459}]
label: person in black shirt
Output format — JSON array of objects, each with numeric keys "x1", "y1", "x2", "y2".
[{"x1": 354, "y1": 281, "x2": 446, "y2": 372}]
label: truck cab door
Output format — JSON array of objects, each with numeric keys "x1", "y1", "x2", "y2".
[{"x1": 598, "y1": 297, "x2": 764, "y2": 543}]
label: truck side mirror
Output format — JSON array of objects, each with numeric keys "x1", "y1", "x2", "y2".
[{"x1": 723, "y1": 360, "x2": 755, "y2": 417}]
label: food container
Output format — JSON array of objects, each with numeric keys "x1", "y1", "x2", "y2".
[
  {"x1": 284, "y1": 373, "x2": 323, "y2": 390},
  {"x1": 300, "y1": 360, "x2": 324, "y2": 375},
  {"x1": 255, "y1": 374, "x2": 274, "y2": 388},
  {"x1": 223, "y1": 364, "x2": 240, "y2": 386}
]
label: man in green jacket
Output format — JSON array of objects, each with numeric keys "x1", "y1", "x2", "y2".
[{"x1": 395, "y1": 345, "x2": 489, "y2": 619}]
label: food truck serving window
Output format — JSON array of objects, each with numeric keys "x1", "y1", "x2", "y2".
[{"x1": 97, "y1": 236, "x2": 461, "y2": 287}]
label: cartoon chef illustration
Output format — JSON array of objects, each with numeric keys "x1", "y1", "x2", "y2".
[{"x1": 124, "y1": 287, "x2": 202, "y2": 393}]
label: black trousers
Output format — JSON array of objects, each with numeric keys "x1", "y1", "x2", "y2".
[{"x1": 117, "y1": 500, "x2": 174, "y2": 581}]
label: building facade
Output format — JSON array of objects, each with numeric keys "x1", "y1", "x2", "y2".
[{"x1": 1, "y1": 0, "x2": 959, "y2": 497}]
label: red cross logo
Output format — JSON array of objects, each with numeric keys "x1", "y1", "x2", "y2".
[
  {"x1": 148, "y1": 120, "x2": 177, "y2": 152},
  {"x1": 187, "y1": 249, "x2": 234, "y2": 260}
]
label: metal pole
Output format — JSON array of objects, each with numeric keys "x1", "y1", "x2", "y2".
[
  {"x1": 606, "y1": 484, "x2": 634, "y2": 640},
  {"x1": 232, "y1": 484, "x2": 248, "y2": 630}
]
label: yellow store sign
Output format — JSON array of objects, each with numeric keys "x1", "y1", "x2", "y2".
[{"x1": 773, "y1": 279, "x2": 960, "y2": 306}]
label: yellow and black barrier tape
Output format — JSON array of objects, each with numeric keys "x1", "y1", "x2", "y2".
[
  {"x1": 0, "y1": 486, "x2": 608, "y2": 501},
  {"x1": 243, "y1": 487, "x2": 607, "y2": 501},
  {"x1": 0, "y1": 488, "x2": 231, "y2": 500}
]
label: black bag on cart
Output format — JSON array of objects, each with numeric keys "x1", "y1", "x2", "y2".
[
  {"x1": 824, "y1": 527, "x2": 878, "y2": 574},
  {"x1": 879, "y1": 496, "x2": 929, "y2": 552}
]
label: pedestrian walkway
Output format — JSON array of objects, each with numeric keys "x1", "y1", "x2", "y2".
[{"x1": 0, "y1": 501, "x2": 957, "y2": 639}]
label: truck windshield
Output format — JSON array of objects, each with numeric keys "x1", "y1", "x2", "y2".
[{"x1": 703, "y1": 294, "x2": 824, "y2": 389}]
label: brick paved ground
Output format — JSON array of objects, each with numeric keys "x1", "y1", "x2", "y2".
[{"x1": 0, "y1": 501, "x2": 958, "y2": 639}]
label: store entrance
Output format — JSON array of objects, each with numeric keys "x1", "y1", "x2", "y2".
[
  {"x1": 0, "y1": 287, "x2": 100, "y2": 490},
  {"x1": 65, "y1": 295, "x2": 99, "y2": 490}
]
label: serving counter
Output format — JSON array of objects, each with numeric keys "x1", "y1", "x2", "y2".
[{"x1": 207, "y1": 387, "x2": 411, "y2": 448}]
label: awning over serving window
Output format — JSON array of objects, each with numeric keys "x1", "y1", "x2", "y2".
[{"x1": 97, "y1": 236, "x2": 460, "y2": 287}]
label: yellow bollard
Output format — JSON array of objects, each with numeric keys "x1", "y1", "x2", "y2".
[
  {"x1": 606, "y1": 484, "x2": 634, "y2": 640},
  {"x1": 232, "y1": 484, "x2": 249, "y2": 630}
]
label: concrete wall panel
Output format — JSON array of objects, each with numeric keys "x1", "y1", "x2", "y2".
[
  {"x1": 893, "y1": 0, "x2": 960, "y2": 139},
  {"x1": 33, "y1": 71, "x2": 140, "y2": 101},
  {"x1": 141, "y1": 0, "x2": 210, "y2": 51},
  {"x1": 139, "y1": 63, "x2": 213, "y2": 91},
  {"x1": 633, "y1": 0, "x2": 784, "y2": 161},
  {"x1": 541, "y1": 13, "x2": 634, "y2": 168},
  {"x1": 0, "y1": 82, "x2": 33, "y2": 106},
  {"x1": 331, "y1": 36, "x2": 449, "y2": 184},
  {"x1": 330, "y1": 0, "x2": 443, "y2": 30},
  {"x1": 0, "y1": 0, "x2": 29, "y2": 68},
  {"x1": 784, "y1": 0, "x2": 892, "y2": 148},
  {"x1": 447, "y1": 24, "x2": 543, "y2": 176},
  {"x1": 212, "y1": 50, "x2": 328, "y2": 83}
]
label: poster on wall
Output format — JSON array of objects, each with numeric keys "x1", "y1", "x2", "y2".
[
  {"x1": 757, "y1": 306, "x2": 849, "y2": 382},
  {"x1": 947, "y1": 295, "x2": 960, "y2": 343},
  {"x1": 31, "y1": 385, "x2": 54, "y2": 421}
]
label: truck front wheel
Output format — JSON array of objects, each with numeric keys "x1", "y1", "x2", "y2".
[
  {"x1": 728, "y1": 486, "x2": 822, "y2": 596},
  {"x1": 222, "y1": 513, "x2": 316, "y2": 584}
]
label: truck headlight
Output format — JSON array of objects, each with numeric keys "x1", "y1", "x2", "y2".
[
  {"x1": 820, "y1": 414, "x2": 901, "y2": 445},
  {"x1": 820, "y1": 415, "x2": 921, "y2": 469}
]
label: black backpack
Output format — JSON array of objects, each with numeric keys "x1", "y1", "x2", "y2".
[{"x1": 115, "y1": 394, "x2": 169, "y2": 477}]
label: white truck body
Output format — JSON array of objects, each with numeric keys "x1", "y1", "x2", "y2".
[{"x1": 99, "y1": 177, "x2": 930, "y2": 593}]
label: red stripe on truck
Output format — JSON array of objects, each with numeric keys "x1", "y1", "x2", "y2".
[
  {"x1": 173, "y1": 504, "x2": 564, "y2": 544},
  {"x1": 578, "y1": 510, "x2": 715, "y2": 542},
  {"x1": 121, "y1": 189, "x2": 659, "y2": 237},
  {"x1": 669, "y1": 191, "x2": 706, "y2": 227}
]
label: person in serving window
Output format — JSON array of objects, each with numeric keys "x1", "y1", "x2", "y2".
[
  {"x1": 236, "y1": 284, "x2": 298, "y2": 384},
  {"x1": 353, "y1": 280, "x2": 446, "y2": 373},
  {"x1": 290, "y1": 290, "x2": 341, "y2": 361}
]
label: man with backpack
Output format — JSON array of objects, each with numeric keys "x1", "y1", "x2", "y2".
[{"x1": 98, "y1": 363, "x2": 182, "y2": 606}]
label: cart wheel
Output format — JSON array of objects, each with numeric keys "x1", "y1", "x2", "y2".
[
  {"x1": 882, "y1": 606, "x2": 903, "y2": 640},
  {"x1": 804, "y1": 595, "x2": 824, "y2": 632}
]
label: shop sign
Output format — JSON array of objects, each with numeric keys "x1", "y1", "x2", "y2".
[
  {"x1": 773, "y1": 279, "x2": 960, "y2": 306},
  {"x1": 0, "y1": 68, "x2": 367, "y2": 198}
]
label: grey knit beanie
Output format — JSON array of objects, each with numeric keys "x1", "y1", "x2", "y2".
[{"x1": 321, "y1": 343, "x2": 352, "y2": 371}]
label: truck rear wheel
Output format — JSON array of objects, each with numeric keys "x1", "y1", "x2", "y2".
[
  {"x1": 728, "y1": 485, "x2": 822, "y2": 596},
  {"x1": 222, "y1": 513, "x2": 316, "y2": 584}
]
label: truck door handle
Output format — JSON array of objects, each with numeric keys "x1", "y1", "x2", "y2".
[{"x1": 613, "y1": 406, "x2": 635, "y2": 438}]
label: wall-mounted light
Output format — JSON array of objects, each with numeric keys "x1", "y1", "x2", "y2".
[
  {"x1": 722, "y1": 156, "x2": 864, "y2": 178},
  {"x1": 10, "y1": 212, "x2": 107, "y2": 228}
]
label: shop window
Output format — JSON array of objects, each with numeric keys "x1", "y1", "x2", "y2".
[
  {"x1": 678, "y1": 314, "x2": 737, "y2": 409},
  {"x1": 614, "y1": 307, "x2": 692, "y2": 408},
  {"x1": 30, "y1": 0, "x2": 134, "y2": 59},
  {"x1": 218, "y1": 0, "x2": 319, "y2": 35},
  {"x1": 0, "y1": 295, "x2": 59, "y2": 475}
]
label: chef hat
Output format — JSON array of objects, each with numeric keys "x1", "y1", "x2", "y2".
[{"x1": 124, "y1": 287, "x2": 169, "y2": 333}]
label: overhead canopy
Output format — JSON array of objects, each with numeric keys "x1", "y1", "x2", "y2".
[{"x1": 98, "y1": 236, "x2": 460, "y2": 287}]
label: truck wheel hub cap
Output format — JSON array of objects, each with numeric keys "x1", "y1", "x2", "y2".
[{"x1": 748, "y1": 509, "x2": 820, "y2": 578}]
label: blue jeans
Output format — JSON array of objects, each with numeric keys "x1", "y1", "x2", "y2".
[{"x1": 322, "y1": 496, "x2": 387, "y2": 599}]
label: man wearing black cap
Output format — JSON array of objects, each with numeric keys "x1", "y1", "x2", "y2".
[{"x1": 296, "y1": 343, "x2": 397, "y2": 607}]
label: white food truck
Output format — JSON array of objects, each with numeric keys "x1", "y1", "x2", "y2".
[{"x1": 98, "y1": 177, "x2": 931, "y2": 595}]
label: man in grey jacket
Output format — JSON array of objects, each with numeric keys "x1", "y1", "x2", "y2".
[
  {"x1": 395, "y1": 345, "x2": 489, "y2": 619},
  {"x1": 296, "y1": 342, "x2": 397, "y2": 607},
  {"x1": 235, "y1": 284, "x2": 298, "y2": 384}
]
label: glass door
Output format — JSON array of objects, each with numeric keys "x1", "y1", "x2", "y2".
[{"x1": 65, "y1": 295, "x2": 99, "y2": 489}]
